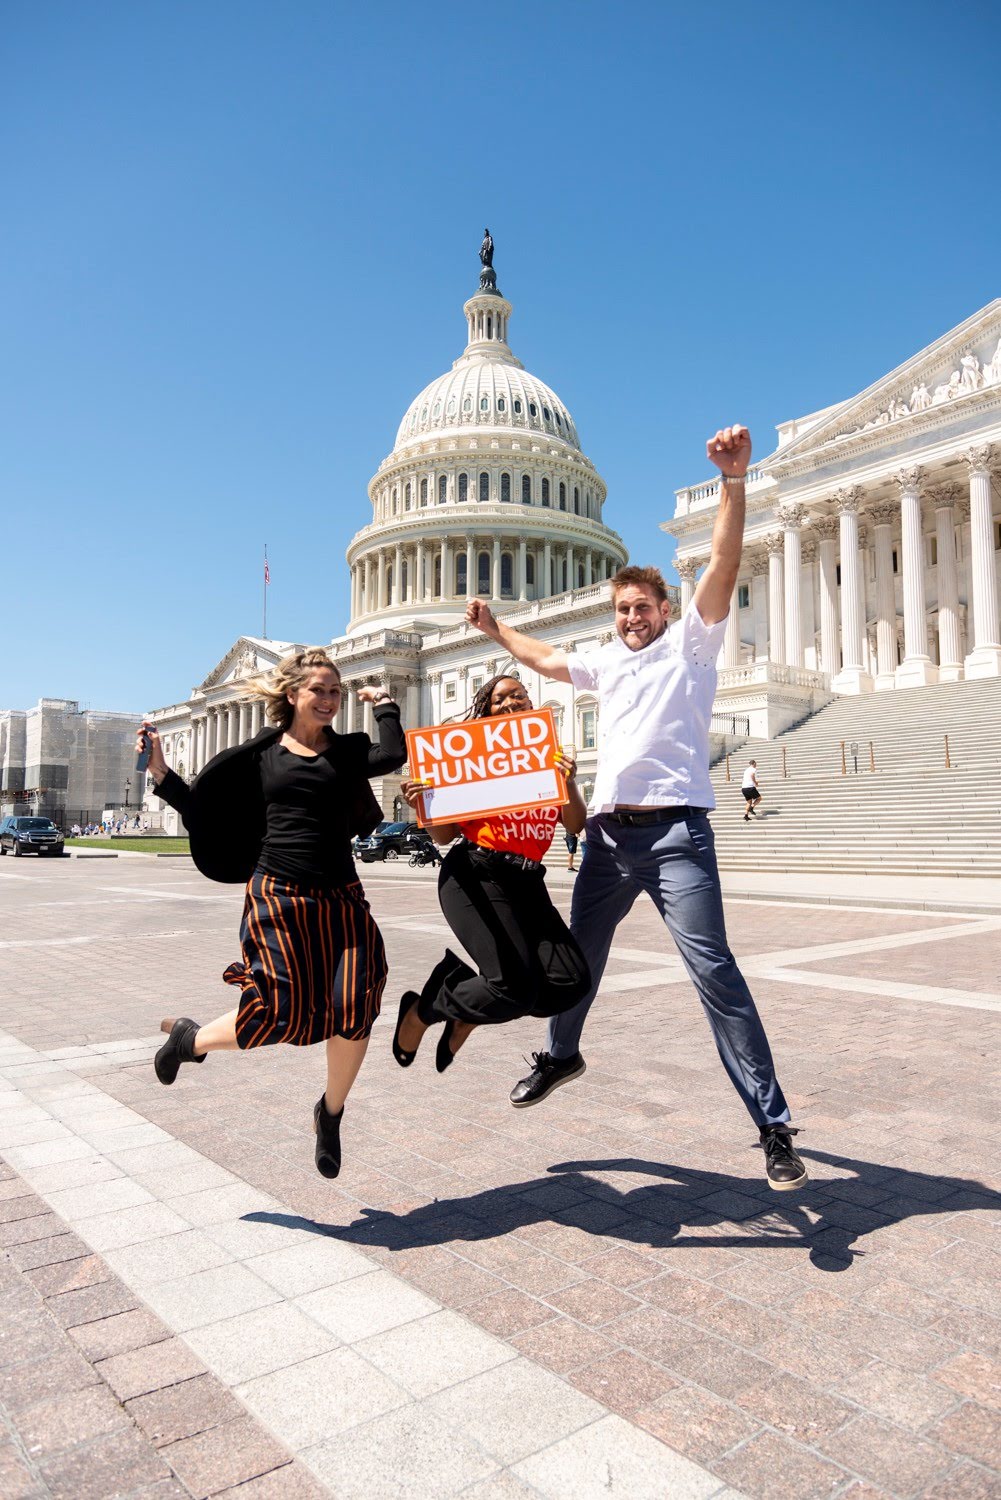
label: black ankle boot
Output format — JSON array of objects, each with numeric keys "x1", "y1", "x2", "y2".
[
  {"x1": 154, "y1": 1018, "x2": 205, "y2": 1086},
  {"x1": 313, "y1": 1096, "x2": 343, "y2": 1179}
]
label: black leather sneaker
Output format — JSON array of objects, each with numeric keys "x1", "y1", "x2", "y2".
[
  {"x1": 510, "y1": 1051, "x2": 586, "y2": 1108},
  {"x1": 760, "y1": 1126, "x2": 808, "y2": 1191}
]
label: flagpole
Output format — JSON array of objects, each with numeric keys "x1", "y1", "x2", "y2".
[{"x1": 263, "y1": 545, "x2": 268, "y2": 640}]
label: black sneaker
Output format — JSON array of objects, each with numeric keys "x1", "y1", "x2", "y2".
[
  {"x1": 510, "y1": 1051, "x2": 586, "y2": 1108},
  {"x1": 760, "y1": 1126, "x2": 808, "y2": 1191}
]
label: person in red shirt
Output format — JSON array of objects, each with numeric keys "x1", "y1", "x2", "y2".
[{"x1": 393, "y1": 675, "x2": 590, "y2": 1073}]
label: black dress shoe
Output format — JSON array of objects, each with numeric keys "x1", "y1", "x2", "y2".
[
  {"x1": 154, "y1": 1018, "x2": 205, "y2": 1086},
  {"x1": 760, "y1": 1126, "x2": 808, "y2": 1191},
  {"x1": 436, "y1": 1021, "x2": 457, "y2": 1074},
  {"x1": 313, "y1": 1096, "x2": 343, "y2": 1179},
  {"x1": 510, "y1": 1051, "x2": 586, "y2": 1108},
  {"x1": 392, "y1": 992, "x2": 422, "y2": 1067}
]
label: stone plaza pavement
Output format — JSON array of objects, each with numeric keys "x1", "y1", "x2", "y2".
[{"x1": 0, "y1": 855, "x2": 999, "y2": 1500}]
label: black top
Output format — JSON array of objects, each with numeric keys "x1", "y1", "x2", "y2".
[
  {"x1": 152, "y1": 703, "x2": 406, "y2": 885},
  {"x1": 258, "y1": 741, "x2": 355, "y2": 886}
]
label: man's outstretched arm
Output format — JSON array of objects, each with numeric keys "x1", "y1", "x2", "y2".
[
  {"x1": 465, "y1": 599, "x2": 573, "y2": 684},
  {"x1": 694, "y1": 424, "x2": 751, "y2": 626}
]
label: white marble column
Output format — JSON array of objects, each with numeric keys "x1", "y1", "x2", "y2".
[
  {"x1": 721, "y1": 579, "x2": 742, "y2": 667},
  {"x1": 750, "y1": 555, "x2": 769, "y2": 660},
  {"x1": 567, "y1": 543, "x2": 575, "y2": 592},
  {"x1": 929, "y1": 484, "x2": 963, "y2": 681},
  {"x1": 405, "y1": 676, "x2": 420, "y2": 732},
  {"x1": 962, "y1": 445, "x2": 1001, "y2": 677},
  {"x1": 440, "y1": 539, "x2": 451, "y2": 600},
  {"x1": 764, "y1": 534, "x2": 784, "y2": 665},
  {"x1": 833, "y1": 487, "x2": 873, "y2": 692},
  {"x1": 779, "y1": 504, "x2": 805, "y2": 669},
  {"x1": 518, "y1": 539, "x2": 527, "y2": 602},
  {"x1": 238, "y1": 702, "x2": 250, "y2": 742},
  {"x1": 251, "y1": 701, "x2": 263, "y2": 737},
  {"x1": 868, "y1": 503, "x2": 898, "y2": 690},
  {"x1": 392, "y1": 544, "x2": 402, "y2": 606},
  {"x1": 895, "y1": 467, "x2": 937, "y2": 687},
  {"x1": 800, "y1": 540, "x2": 818, "y2": 668},
  {"x1": 815, "y1": 517, "x2": 840, "y2": 678},
  {"x1": 466, "y1": 538, "x2": 475, "y2": 599},
  {"x1": 343, "y1": 685, "x2": 356, "y2": 733},
  {"x1": 375, "y1": 550, "x2": 386, "y2": 613},
  {"x1": 584, "y1": 550, "x2": 593, "y2": 587},
  {"x1": 543, "y1": 541, "x2": 552, "y2": 598},
  {"x1": 492, "y1": 537, "x2": 501, "y2": 599},
  {"x1": 412, "y1": 541, "x2": 423, "y2": 604},
  {"x1": 362, "y1": 557, "x2": 372, "y2": 615},
  {"x1": 676, "y1": 556, "x2": 698, "y2": 615}
]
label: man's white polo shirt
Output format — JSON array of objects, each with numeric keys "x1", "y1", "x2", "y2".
[{"x1": 566, "y1": 600, "x2": 728, "y2": 814}]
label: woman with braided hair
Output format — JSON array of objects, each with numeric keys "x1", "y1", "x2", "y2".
[
  {"x1": 392, "y1": 673, "x2": 591, "y2": 1073},
  {"x1": 140, "y1": 648, "x2": 406, "y2": 1179}
]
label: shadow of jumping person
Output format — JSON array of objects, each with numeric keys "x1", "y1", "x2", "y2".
[{"x1": 242, "y1": 1146, "x2": 1001, "y2": 1273}]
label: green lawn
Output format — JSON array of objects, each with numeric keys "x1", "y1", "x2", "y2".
[{"x1": 66, "y1": 837, "x2": 191, "y2": 855}]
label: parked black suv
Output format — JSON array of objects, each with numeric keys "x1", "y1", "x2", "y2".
[
  {"x1": 355, "y1": 822, "x2": 432, "y2": 863},
  {"x1": 0, "y1": 816, "x2": 66, "y2": 857}
]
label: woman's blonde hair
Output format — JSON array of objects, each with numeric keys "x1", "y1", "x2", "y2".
[{"x1": 246, "y1": 648, "x2": 341, "y2": 730}]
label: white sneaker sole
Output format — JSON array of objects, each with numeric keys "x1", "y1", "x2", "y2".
[{"x1": 510, "y1": 1059, "x2": 586, "y2": 1108}]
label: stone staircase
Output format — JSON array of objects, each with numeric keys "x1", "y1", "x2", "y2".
[{"x1": 706, "y1": 676, "x2": 1001, "y2": 877}]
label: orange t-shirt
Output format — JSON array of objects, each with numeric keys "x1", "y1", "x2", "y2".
[{"x1": 460, "y1": 805, "x2": 562, "y2": 863}]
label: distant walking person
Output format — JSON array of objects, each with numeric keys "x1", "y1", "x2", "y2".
[
  {"x1": 139, "y1": 650, "x2": 406, "y2": 1179},
  {"x1": 564, "y1": 830, "x2": 579, "y2": 871},
  {"x1": 741, "y1": 761, "x2": 762, "y2": 821},
  {"x1": 466, "y1": 424, "x2": 807, "y2": 1192}
]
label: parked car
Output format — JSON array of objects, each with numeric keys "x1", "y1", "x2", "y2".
[
  {"x1": 355, "y1": 822, "x2": 434, "y2": 863},
  {"x1": 0, "y1": 816, "x2": 66, "y2": 857}
]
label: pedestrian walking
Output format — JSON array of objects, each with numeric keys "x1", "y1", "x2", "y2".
[
  {"x1": 466, "y1": 424, "x2": 807, "y2": 1191},
  {"x1": 140, "y1": 649, "x2": 406, "y2": 1179},
  {"x1": 391, "y1": 675, "x2": 591, "y2": 1073},
  {"x1": 741, "y1": 760, "x2": 762, "y2": 820},
  {"x1": 564, "y1": 830, "x2": 579, "y2": 871}
]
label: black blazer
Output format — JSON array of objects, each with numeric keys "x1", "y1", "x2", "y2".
[{"x1": 154, "y1": 703, "x2": 406, "y2": 884}]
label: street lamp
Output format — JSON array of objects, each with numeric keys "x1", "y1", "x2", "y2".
[{"x1": 124, "y1": 778, "x2": 131, "y2": 809}]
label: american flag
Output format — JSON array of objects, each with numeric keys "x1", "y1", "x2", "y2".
[{"x1": 264, "y1": 550, "x2": 270, "y2": 586}]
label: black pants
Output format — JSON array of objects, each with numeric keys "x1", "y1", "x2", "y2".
[{"x1": 423, "y1": 843, "x2": 591, "y2": 1026}]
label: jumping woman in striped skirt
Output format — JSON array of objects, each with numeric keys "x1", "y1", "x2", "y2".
[{"x1": 140, "y1": 649, "x2": 406, "y2": 1178}]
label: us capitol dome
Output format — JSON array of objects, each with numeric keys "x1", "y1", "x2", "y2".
[
  {"x1": 144, "y1": 234, "x2": 638, "y2": 823},
  {"x1": 346, "y1": 233, "x2": 627, "y2": 634}
]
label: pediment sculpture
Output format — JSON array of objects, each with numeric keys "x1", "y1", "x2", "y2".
[{"x1": 831, "y1": 334, "x2": 1001, "y2": 445}]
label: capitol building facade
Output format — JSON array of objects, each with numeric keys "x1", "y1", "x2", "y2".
[
  {"x1": 144, "y1": 249, "x2": 1001, "y2": 827},
  {"x1": 668, "y1": 300, "x2": 1001, "y2": 736}
]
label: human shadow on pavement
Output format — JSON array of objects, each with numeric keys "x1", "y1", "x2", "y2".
[{"x1": 245, "y1": 1147, "x2": 1000, "y2": 1273}]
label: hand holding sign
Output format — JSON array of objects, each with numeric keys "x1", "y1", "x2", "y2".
[{"x1": 405, "y1": 708, "x2": 567, "y2": 827}]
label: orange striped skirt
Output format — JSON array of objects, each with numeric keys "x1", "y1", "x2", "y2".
[{"x1": 223, "y1": 871, "x2": 387, "y2": 1049}]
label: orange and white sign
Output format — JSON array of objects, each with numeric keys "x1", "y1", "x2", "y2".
[{"x1": 405, "y1": 708, "x2": 567, "y2": 827}]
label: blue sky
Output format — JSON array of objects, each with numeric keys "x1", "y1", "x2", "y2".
[{"x1": 2, "y1": 1, "x2": 998, "y2": 712}]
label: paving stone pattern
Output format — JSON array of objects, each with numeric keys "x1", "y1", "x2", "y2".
[{"x1": 1, "y1": 857, "x2": 1000, "y2": 1498}]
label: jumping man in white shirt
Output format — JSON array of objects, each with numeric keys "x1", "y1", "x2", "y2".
[{"x1": 466, "y1": 424, "x2": 807, "y2": 1191}]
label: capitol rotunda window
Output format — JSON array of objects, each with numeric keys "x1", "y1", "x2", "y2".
[
  {"x1": 522, "y1": 473, "x2": 531, "y2": 504},
  {"x1": 458, "y1": 472, "x2": 468, "y2": 503}
]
